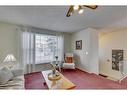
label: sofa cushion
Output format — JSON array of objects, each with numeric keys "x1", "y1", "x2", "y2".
[
  {"x1": 0, "y1": 67, "x2": 14, "y2": 85},
  {"x1": 11, "y1": 69, "x2": 23, "y2": 77},
  {"x1": 63, "y1": 63, "x2": 75, "y2": 69},
  {"x1": 0, "y1": 75, "x2": 24, "y2": 89}
]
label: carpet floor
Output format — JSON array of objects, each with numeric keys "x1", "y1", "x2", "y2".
[{"x1": 24, "y1": 69, "x2": 127, "y2": 89}]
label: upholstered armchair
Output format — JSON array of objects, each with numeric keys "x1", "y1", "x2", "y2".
[{"x1": 62, "y1": 53, "x2": 75, "y2": 69}]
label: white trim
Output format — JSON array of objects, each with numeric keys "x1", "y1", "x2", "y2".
[{"x1": 76, "y1": 66, "x2": 92, "y2": 74}]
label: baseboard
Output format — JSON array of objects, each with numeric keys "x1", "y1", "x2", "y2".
[
  {"x1": 107, "y1": 76, "x2": 118, "y2": 81},
  {"x1": 99, "y1": 74, "x2": 108, "y2": 77},
  {"x1": 99, "y1": 72, "x2": 121, "y2": 80},
  {"x1": 76, "y1": 67, "x2": 91, "y2": 74}
]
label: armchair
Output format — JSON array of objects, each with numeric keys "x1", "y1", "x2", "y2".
[{"x1": 62, "y1": 53, "x2": 75, "y2": 69}]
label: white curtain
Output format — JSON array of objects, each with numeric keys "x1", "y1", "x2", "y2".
[
  {"x1": 20, "y1": 29, "x2": 35, "y2": 74},
  {"x1": 57, "y1": 34, "x2": 64, "y2": 62},
  {"x1": 18, "y1": 27, "x2": 65, "y2": 74}
]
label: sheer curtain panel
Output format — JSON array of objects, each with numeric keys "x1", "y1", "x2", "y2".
[
  {"x1": 19, "y1": 27, "x2": 65, "y2": 74},
  {"x1": 57, "y1": 34, "x2": 64, "y2": 62},
  {"x1": 21, "y1": 30, "x2": 35, "y2": 74}
]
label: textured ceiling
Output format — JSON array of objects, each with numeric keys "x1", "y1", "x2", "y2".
[{"x1": 0, "y1": 6, "x2": 127, "y2": 32}]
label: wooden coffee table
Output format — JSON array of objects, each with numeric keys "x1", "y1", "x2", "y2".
[{"x1": 42, "y1": 70, "x2": 76, "y2": 89}]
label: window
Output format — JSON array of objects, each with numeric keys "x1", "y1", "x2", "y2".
[
  {"x1": 22, "y1": 31, "x2": 64, "y2": 71},
  {"x1": 35, "y1": 34, "x2": 58, "y2": 64}
]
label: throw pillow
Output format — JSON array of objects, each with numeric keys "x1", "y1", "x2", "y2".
[
  {"x1": 65, "y1": 57, "x2": 73, "y2": 63},
  {"x1": 0, "y1": 67, "x2": 14, "y2": 85}
]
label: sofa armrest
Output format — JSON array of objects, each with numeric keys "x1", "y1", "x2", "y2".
[{"x1": 11, "y1": 69, "x2": 23, "y2": 77}]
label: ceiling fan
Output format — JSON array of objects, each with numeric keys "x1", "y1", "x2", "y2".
[{"x1": 66, "y1": 5, "x2": 98, "y2": 17}]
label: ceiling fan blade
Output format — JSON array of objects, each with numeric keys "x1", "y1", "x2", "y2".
[
  {"x1": 66, "y1": 6, "x2": 74, "y2": 17},
  {"x1": 83, "y1": 5, "x2": 98, "y2": 9}
]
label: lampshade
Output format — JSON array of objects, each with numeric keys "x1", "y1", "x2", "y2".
[{"x1": 3, "y1": 54, "x2": 16, "y2": 63}]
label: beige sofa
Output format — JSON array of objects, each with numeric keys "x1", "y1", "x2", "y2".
[{"x1": 0, "y1": 69, "x2": 24, "y2": 89}]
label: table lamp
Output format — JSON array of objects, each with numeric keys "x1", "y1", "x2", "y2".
[{"x1": 3, "y1": 54, "x2": 16, "y2": 68}]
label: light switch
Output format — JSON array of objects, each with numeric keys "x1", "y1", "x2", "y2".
[{"x1": 85, "y1": 52, "x2": 88, "y2": 55}]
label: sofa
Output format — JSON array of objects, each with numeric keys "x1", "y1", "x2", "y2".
[{"x1": 0, "y1": 68, "x2": 24, "y2": 89}]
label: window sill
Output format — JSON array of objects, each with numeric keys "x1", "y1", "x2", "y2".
[{"x1": 35, "y1": 61, "x2": 51, "y2": 65}]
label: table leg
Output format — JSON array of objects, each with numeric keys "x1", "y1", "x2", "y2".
[
  {"x1": 59, "y1": 65, "x2": 61, "y2": 72},
  {"x1": 43, "y1": 81, "x2": 46, "y2": 85}
]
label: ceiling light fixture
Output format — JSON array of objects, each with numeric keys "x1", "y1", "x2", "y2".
[
  {"x1": 78, "y1": 6, "x2": 84, "y2": 14},
  {"x1": 73, "y1": 5, "x2": 79, "y2": 10},
  {"x1": 78, "y1": 9, "x2": 84, "y2": 14},
  {"x1": 66, "y1": 5, "x2": 98, "y2": 17}
]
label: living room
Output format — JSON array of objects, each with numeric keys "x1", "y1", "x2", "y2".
[{"x1": 0, "y1": 2, "x2": 127, "y2": 95}]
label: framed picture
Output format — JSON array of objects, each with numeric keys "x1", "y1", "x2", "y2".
[
  {"x1": 76, "y1": 40, "x2": 82, "y2": 50},
  {"x1": 112, "y1": 49, "x2": 123, "y2": 71}
]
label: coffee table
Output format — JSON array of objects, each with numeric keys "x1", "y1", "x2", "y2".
[{"x1": 42, "y1": 70, "x2": 76, "y2": 89}]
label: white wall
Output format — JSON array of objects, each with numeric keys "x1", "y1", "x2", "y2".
[
  {"x1": 64, "y1": 33, "x2": 72, "y2": 53},
  {"x1": 71, "y1": 28, "x2": 99, "y2": 74},
  {"x1": 99, "y1": 28, "x2": 127, "y2": 79},
  {"x1": 0, "y1": 22, "x2": 19, "y2": 65}
]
